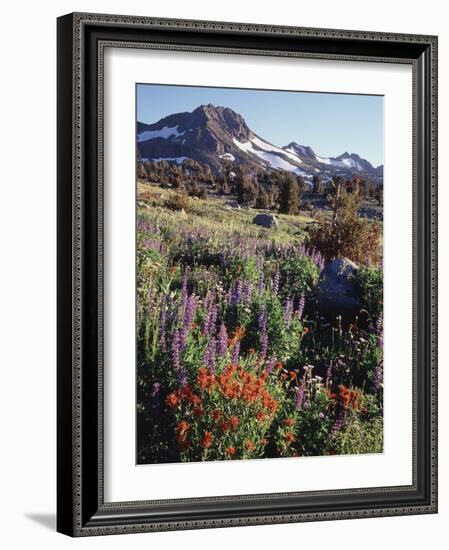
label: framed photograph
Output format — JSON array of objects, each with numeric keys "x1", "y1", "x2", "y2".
[{"x1": 57, "y1": 12, "x2": 438, "y2": 536}]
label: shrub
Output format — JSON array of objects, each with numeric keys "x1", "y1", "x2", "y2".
[
  {"x1": 165, "y1": 192, "x2": 192, "y2": 212},
  {"x1": 278, "y1": 255, "x2": 320, "y2": 301},
  {"x1": 330, "y1": 414, "x2": 383, "y2": 455},
  {"x1": 307, "y1": 188, "x2": 380, "y2": 264},
  {"x1": 355, "y1": 265, "x2": 383, "y2": 322}
]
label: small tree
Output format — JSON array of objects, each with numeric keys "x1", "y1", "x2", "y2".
[
  {"x1": 235, "y1": 173, "x2": 257, "y2": 206},
  {"x1": 278, "y1": 173, "x2": 300, "y2": 214},
  {"x1": 307, "y1": 186, "x2": 380, "y2": 264},
  {"x1": 217, "y1": 175, "x2": 230, "y2": 195},
  {"x1": 197, "y1": 186, "x2": 207, "y2": 200},
  {"x1": 312, "y1": 174, "x2": 324, "y2": 194},
  {"x1": 359, "y1": 179, "x2": 369, "y2": 198},
  {"x1": 137, "y1": 162, "x2": 147, "y2": 180},
  {"x1": 255, "y1": 185, "x2": 270, "y2": 209},
  {"x1": 374, "y1": 183, "x2": 383, "y2": 206},
  {"x1": 297, "y1": 175, "x2": 308, "y2": 194}
]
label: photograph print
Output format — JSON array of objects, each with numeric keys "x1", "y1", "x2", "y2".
[{"x1": 136, "y1": 84, "x2": 384, "y2": 465}]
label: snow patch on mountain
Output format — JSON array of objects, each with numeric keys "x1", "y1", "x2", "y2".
[
  {"x1": 219, "y1": 153, "x2": 236, "y2": 161},
  {"x1": 233, "y1": 138, "x2": 305, "y2": 175},
  {"x1": 315, "y1": 156, "x2": 331, "y2": 165},
  {"x1": 251, "y1": 137, "x2": 302, "y2": 163},
  {"x1": 137, "y1": 126, "x2": 183, "y2": 142}
]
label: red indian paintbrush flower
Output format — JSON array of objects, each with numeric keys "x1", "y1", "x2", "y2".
[
  {"x1": 165, "y1": 392, "x2": 179, "y2": 408},
  {"x1": 229, "y1": 416, "x2": 239, "y2": 429},
  {"x1": 176, "y1": 420, "x2": 190, "y2": 435},
  {"x1": 201, "y1": 431, "x2": 213, "y2": 448}
]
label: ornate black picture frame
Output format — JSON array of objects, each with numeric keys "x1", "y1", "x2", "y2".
[{"x1": 57, "y1": 12, "x2": 438, "y2": 537}]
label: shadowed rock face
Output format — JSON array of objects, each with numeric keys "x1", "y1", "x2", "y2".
[
  {"x1": 138, "y1": 104, "x2": 256, "y2": 171},
  {"x1": 316, "y1": 258, "x2": 362, "y2": 322}
]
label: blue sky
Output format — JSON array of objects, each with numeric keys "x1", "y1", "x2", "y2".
[{"x1": 137, "y1": 84, "x2": 384, "y2": 167}]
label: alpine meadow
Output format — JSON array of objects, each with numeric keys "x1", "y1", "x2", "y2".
[{"x1": 135, "y1": 84, "x2": 384, "y2": 465}]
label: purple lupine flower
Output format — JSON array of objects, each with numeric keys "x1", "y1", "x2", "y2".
[
  {"x1": 373, "y1": 362, "x2": 383, "y2": 391},
  {"x1": 260, "y1": 333, "x2": 269, "y2": 361},
  {"x1": 258, "y1": 305, "x2": 267, "y2": 333},
  {"x1": 171, "y1": 330, "x2": 181, "y2": 371},
  {"x1": 273, "y1": 270, "x2": 280, "y2": 294},
  {"x1": 283, "y1": 297, "x2": 293, "y2": 325},
  {"x1": 217, "y1": 322, "x2": 228, "y2": 357},
  {"x1": 231, "y1": 341, "x2": 240, "y2": 364},
  {"x1": 150, "y1": 382, "x2": 161, "y2": 398},
  {"x1": 177, "y1": 369, "x2": 188, "y2": 387},
  {"x1": 243, "y1": 281, "x2": 253, "y2": 303},
  {"x1": 295, "y1": 292, "x2": 305, "y2": 320},
  {"x1": 166, "y1": 294, "x2": 177, "y2": 325},
  {"x1": 326, "y1": 360, "x2": 333, "y2": 383},
  {"x1": 331, "y1": 408, "x2": 346, "y2": 433},
  {"x1": 203, "y1": 290, "x2": 213, "y2": 311},
  {"x1": 266, "y1": 356, "x2": 275, "y2": 374},
  {"x1": 203, "y1": 337, "x2": 217, "y2": 373},
  {"x1": 171, "y1": 330, "x2": 187, "y2": 387},
  {"x1": 180, "y1": 293, "x2": 197, "y2": 350},
  {"x1": 203, "y1": 301, "x2": 218, "y2": 337},
  {"x1": 295, "y1": 384, "x2": 305, "y2": 409},
  {"x1": 233, "y1": 278, "x2": 243, "y2": 304}
]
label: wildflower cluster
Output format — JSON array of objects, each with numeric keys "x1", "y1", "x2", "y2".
[
  {"x1": 165, "y1": 362, "x2": 286, "y2": 461},
  {"x1": 136, "y1": 206, "x2": 384, "y2": 464}
]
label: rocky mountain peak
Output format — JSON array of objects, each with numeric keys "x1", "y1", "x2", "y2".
[
  {"x1": 137, "y1": 105, "x2": 383, "y2": 183},
  {"x1": 284, "y1": 142, "x2": 317, "y2": 160}
]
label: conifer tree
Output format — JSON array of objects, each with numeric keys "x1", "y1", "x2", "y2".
[
  {"x1": 278, "y1": 173, "x2": 300, "y2": 214},
  {"x1": 255, "y1": 185, "x2": 270, "y2": 209},
  {"x1": 312, "y1": 174, "x2": 324, "y2": 194}
]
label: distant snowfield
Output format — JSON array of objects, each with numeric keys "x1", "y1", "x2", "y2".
[
  {"x1": 251, "y1": 136, "x2": 302, "y2": 164},
  {"x1": 316, "y1": 155, "x2": 331, "y2": 165},
  {"x1": 315, "y1": 155, "x2": 363, "y2": 170},
  {"x1": 232, "y1": 137, "x2": 306, "y2": 175}
]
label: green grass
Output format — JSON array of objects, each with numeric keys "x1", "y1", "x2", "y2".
[{"x1": 137, "y1": 181, "x2": 314, "y2": 246}]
